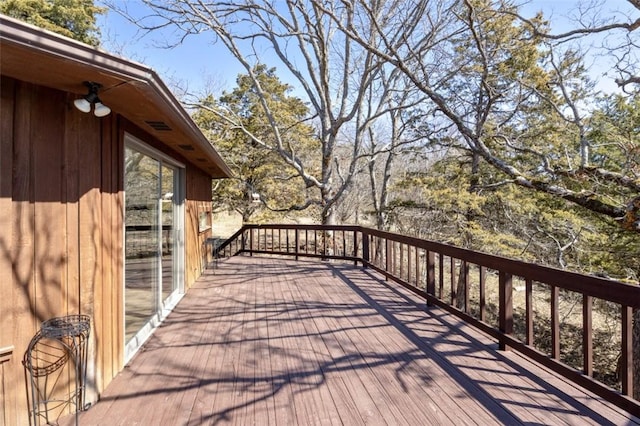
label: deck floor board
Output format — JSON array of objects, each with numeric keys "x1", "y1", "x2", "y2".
[{"x1": 69, "y1": 256, "x2": 640, "y2": 425}]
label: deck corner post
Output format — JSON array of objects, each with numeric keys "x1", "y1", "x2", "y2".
[{"x1": 499, "y1": 271, "x2": 513, "y2": 351}]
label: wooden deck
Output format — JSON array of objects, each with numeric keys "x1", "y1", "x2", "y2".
[{"x1": 70, "y1": 256, "x2": 640, "y2": 425}]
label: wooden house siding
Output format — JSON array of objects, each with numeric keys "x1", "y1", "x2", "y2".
[
  {"x1": 0, "y1": 76, "x2": 123, "y2": 424},
  {"x1": 186, "y1": 168, "x2": 216, "y2": 288},
  {"x1": 0, "y1": 76, "x2": 219, "y2": 425}
]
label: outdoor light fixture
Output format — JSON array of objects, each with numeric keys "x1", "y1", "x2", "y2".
[{"x1": 74, "y1": 81, "x2": 111, "y2": 117}]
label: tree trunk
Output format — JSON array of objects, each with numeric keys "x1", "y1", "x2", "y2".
[{"x1": 456, "y1": 152, "x2": 480, "y2": 310}]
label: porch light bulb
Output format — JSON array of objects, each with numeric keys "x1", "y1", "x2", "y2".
[
  {"x1": 93, "y1": 102, "x2": 111, "y2": 117},
  {"x1": 74, "y1": 98, "x2": 91, "y2": 113}
]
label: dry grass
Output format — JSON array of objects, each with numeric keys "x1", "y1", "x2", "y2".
[{"x1": 212, "y1": 211, "x2": 244, "y2": 239}]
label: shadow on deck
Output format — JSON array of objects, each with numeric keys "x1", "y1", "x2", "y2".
[{"x1": 69, "y1": 256, "x2": 640, "y2": 425}]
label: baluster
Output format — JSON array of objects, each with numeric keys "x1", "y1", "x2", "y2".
[
  {"x1": 525, "y1": 278, "x2": 533, "y2": 345},
  {"x1": 249, "y1": 227, "x2": 254, "y2": 256},
  {"x1": 462, "y1": 261, "x2": 469, "y2": 313},
  {"x1": 400, "y1": 243, "x2": 404, "y2": 281},
  {"x1": 450, "y1": 258, "x2": 457, "y2": 306},
  {"x1": 551, "y1": 285, "x2": 559, "y2": 359},
  {"x1": 415, "y1": 247, "x2": 420, "y2": 288}
]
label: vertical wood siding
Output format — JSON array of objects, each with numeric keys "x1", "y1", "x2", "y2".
[
  {"x1": 1, "y1": 76, "x2": 214, "y2": 425},
  {"x1": 186, "y1": 167, "x2": 214, "y2": 289},
  {"x1": 0, "y1": 77, "x2": 124, "y2": 425}
]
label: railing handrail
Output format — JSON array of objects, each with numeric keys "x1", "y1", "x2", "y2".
[
  {"x1": 213, "y1": 223, "x2": 639, "y2": 416},
  {"x1": 362, "y1": 226, "x2": 639, "y2": 307},
  {"x1": 212, "y1": 226, "x2": 247, "y2": 258},
  {"x1": 219, "y1": 223, "x2": 639, "y2": 307}
]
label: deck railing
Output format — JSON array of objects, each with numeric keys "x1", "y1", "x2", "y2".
[{"x1": 213, "y1": 223, "x2": 640, "y2": 416}]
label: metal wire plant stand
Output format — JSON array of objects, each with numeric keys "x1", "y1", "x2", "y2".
[{"x1": 23, "y1": 315, "x2": 91, "y2": 426}]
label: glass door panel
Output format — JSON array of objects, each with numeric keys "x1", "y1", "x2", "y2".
[
  {"x1": 124, "y1": 147, "x2": 160, "y2": 343},
  {"x1": 124, "y1": 138, "x2": 184, "y2": 360}
]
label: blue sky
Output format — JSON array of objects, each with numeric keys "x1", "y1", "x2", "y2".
[
  {"x1": 97, "y1": 0, "x2": 638, "y2": 97},
  {"x1": 98, "y1": 2, "x2": 241, "y2": 95}
]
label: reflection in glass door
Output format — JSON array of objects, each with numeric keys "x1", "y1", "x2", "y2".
[{"x1": 124, "y1": 139, "x2": 183, "y2": 358}]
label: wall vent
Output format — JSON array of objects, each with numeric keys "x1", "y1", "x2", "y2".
[
  {"x1": 178, "y1": 144, "x2": 195, "y2": 151},
  {"x1": 196, "y1": 157, "x2": 207, "y2": 162},
  {"x1": 145, "y1": 121, "x2": 172, "y2": 131}
]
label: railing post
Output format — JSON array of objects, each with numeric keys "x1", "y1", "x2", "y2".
[
  {"x1": 384, "y1": 238, "x2": 393, "y2": 280},
  {"x1": 462, "y1": 261, "x2": 469, "y2": 313},
  {"x1": 241, "y1": 230, "x2": 246, "y2": 253},
  {"x1": 399, "y1": 243, "x2": 404, "y2": 281},
  {"x1": 415, "y1": 247, "x2": 420, "y2": 288},
  {"x1": 479, "y1": 266, "x2": 486, "y2": 322},
  {"x1": 385, "y1": 239, "x2": 391, "y2": 280},
  {"x1": 426, "y1": 251, "x2": 435, "y2": 307},
  {"x1": 353, "y1": 230, "x2": 358, "y2": 266},
  {"x1": 438, "y1": 255, "x2": 444, "y2": 299},
  {"x1": 450, "y1": 258, "x2": 456, "y2": 307},
  {"x1": 525, "y1": 278, "x2": 533, "y2": 346},
  {"x1": 583, "y1": 294, "x2": 592, "y2": 376},
  {"x1": 295, "y1": 229, "x2": 299, "y2": 261},
  {"x1": 362, "y1": 231, "x2": 369, "y2": 268},
  {"x1": 323, "y1": 229, "x2": 327, "y2": 260},
  {"x1": 332, "y1": 228, "x2": 336, "y2": 257},
  {"x1": 621, "y1": 305, "x2": 632, "y2": 396},
  {"x1": 499, "y1": 271, "x2": 513, "y2": 351},
  {"x1": 551, "y1": 285, "x2": 559, "y2": 359},
  {"x1": 249, "y1": 227, "x2": 253, "y2": 256}
]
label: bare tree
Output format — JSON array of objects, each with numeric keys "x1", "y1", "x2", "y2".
[
  {"x1": 115, "y1": 0, "x2": 418, "y2": 225},
  {"x1": 364, "y1": 73, "x2": 428, "y2": 231},
  {"x1": 316, "y1": 0, "x2": 639, "y2": 231}
]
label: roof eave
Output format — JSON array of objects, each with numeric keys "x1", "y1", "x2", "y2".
[{"x1": 0, "y1": 14, "x2": 233, "y2": 179}]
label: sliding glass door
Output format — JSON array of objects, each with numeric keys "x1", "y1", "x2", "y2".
[{"x1": 124, "y1": 135, "x2": 184, "y2": 360}]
